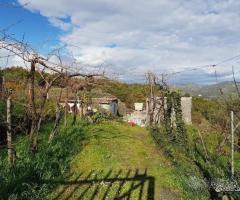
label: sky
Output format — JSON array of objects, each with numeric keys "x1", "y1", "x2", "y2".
[{"x1": 1, "y1": 0, "x2": 240, "y2": 84}]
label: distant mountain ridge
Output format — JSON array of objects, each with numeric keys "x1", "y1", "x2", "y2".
[{"x1": 177, "y1": 81, "x2": 239, "y2": 98}]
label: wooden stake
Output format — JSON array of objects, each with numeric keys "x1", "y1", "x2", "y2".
[
  {"x1": 64, "y1": 87, "x2": 68, "y2": 127},
  {"x1": 231, "y1": 111, "x2": 234, "y2": 179},
  {"x1": 6, "y1": 91, "x2": 14, "y2": 167}
]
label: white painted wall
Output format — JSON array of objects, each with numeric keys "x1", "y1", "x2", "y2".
[{"x1": 134, "y1": 103, "x2": 144, "y2": 111}]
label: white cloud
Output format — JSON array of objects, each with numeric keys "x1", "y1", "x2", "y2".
[
  {"x1": 48, "y1": 17, "x2": 71, "y2": 31},
  {"x1": 17, "y1": 0, "x2": 240, "y2": 83},
  {"x1": 0, "y1": 49, "x2": 28, "y2": 68}
]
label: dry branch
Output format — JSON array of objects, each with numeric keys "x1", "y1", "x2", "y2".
[{"x1": 0, "y1": 34, "x2": 105, "y2": 152}]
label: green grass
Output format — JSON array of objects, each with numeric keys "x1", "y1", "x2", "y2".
[
  {"x1": 0, "y1": 119, "x2": 88, "y2": 200},
  {"x1": 49, "y1": 121, "x2": 209, "y2": 200},
  {"x1": 1, "y1": 119, "x2": 213, "y2": 200}
]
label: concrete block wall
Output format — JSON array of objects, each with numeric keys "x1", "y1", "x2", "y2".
[
  {"x1": 145, "y1": 96, "x2": 192, "y2": 125},
  {"x1": 181, "y1": 97, "x2": 192, "y2": 124}
]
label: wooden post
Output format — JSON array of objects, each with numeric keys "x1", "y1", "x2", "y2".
[
  {"x1": 80, "y1": 101, "x2": 83, "y2": 118},
  {"x1": 146, "y1": 98, "x2": 149, "y2": 124},
  {"x1": 197, "y1": 130, "x2": 209, "y2": 161},
  {"x1": 72, "y1": 99, "x2": 77, "y2": 125},
  {"x1": 0, "y1": 75, "x2": 2, "y2": 99},
  {"x1": 0, "y1": 75, "x2": 5, "y2": 100},
  {"x1": 150, "y1": 77, "x2": 154, "y2": 126},
  {"x1": 231, "y1": 111, "x2": 234, "y2": 179},
  {"x1": 64, "y1": 87, "x2": 68, "y2": 127},
  {"x1": 6, "y1": 91, "x2": 14, "y2": 167}
]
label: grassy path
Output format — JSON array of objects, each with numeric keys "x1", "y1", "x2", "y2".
[{"x1": 50, "y1": 121, "x2": 200, "y2": 200}]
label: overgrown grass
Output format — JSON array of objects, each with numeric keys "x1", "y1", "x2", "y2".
[
  {"x1": 151, "y1": 127, "x2": 210, "y2": 199},
  {"x1": 0, "y1": 118, "x2": 88, "y2": 200},
  {"x1": 50, "y1": 121, "x2": 209, "y2": 200},
  {"x1": 151, "y1": 125, "x2": 240, "y2": 199},
  {"x1": 2, "y1": 117, "x2": 236, "y2": 199}
]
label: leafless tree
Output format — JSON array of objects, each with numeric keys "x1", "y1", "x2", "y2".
[
  {"x1": 146, "y1": 72, "x2": 168, "y2": 126},
  {"x1": 0, "y1": 33, "x2": 104, "y2": 153}
]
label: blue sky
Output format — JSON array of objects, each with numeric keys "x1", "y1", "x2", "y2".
[
  {"x1": 1, "y1": 0, "x2": 240, "y2": 84},
  {"x1": 0, "y1": 0, "x2": 62, "y2": 53}
]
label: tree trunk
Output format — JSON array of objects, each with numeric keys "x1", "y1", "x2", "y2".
[
  {"x1": 31, "y1": 116, "x2": 42, "y2": 153},
  {"x1": 49, "y1": 87, "x2": 63, "y2": 142},
  {"x1": 48, "y1": 105, "x2": 62, "y2": 143},
  {"x1": 72, "y1": 99, "x2": 77, "y2": 125},
  {"x1": 31, "y1": 86, "x2": 50, "y2": 153},
  {"x1": 79, "y1": 101, "x2": 84, "y2": 118},
  {"x1": 29, "y1": 61, "x2": 37, "y2": 118},
  {"x1": 28, "y1": 60, "x2": 37, "y2": 152},
  {"x1": 0, "y1": 75, "x2": 5, "y2": 100}
]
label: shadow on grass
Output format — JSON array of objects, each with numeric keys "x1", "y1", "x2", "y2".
[
  {"x1": 45, "y1": 168, "x2": 155, "y2": 200},
  {"x1": 1, "y1": 122, "x2": 152, "y2": 199}
]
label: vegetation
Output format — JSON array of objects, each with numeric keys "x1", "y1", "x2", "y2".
[
  {"x1": 100, "y1": 81, "x2": 148, "y2": 108},
  {"x1": 152, "y1": 123, "x2": 240, "y2": 198},
  {"x1": 0, "y1": 118, "x2": 87, "y2": 199},
  {"x1": 165, "y1": 91, "x2": 186, "y2": 142},
  {"x1": 0, "y1": 116, "x2": 213, "y2": 199},
  {"x1": 0, "y1": 99, "x2": 26, "y2": 146},
  {"x1": 1, "y1": 67, "x2": 240, "y2": 199}
]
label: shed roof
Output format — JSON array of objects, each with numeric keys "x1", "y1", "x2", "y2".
[{"x1": 92, "y1": 97, "x2": 118, "y2": 104}]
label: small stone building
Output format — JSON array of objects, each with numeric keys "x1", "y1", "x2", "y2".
[
  {"x1": 92, "y1": 97, "x2": 118, "y2": 116},
  {"x1": 60, "y1": 96, "x2": 119, "y2": 116}
]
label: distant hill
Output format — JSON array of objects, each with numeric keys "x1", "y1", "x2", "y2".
[
  {"x1": 178, "y1": 81, "x2": 239, "y2": 98},
  {"x1": 1, "y1": 67, "x2": 148, "y2": 108},
  {"x1": 2, "y1": 66, "x2": 239, "y2": 101}
]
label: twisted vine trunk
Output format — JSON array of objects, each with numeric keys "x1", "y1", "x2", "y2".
[
  {"x1": 48, "y1": 104, "x2": 62, "y2": 143},
  {"x1": 28, "y1": 60, "x2": 38, "y2": 153},
  {"x1": 72, "y1": 99, "x2": 78, "y2": 125},
  {"x1": 0, "y1": 75, "x2": 5, "y2": 100},
  {"x1": 49, "y1": 87, "x2": 63, "y2": 143},
  {"x1": 28, "y1": 59, "x2": 60, "y2": 153},
  {"x1": 80, "y1": 103, "x2": 84, "y2": 118},
  {"x1": 31, "y1": 87, "x2": 49, "y2": 153}
]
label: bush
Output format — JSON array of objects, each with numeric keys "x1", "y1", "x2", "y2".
[{"x1": 90, "y1": 111, "x2": 112, "y2": 123}]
